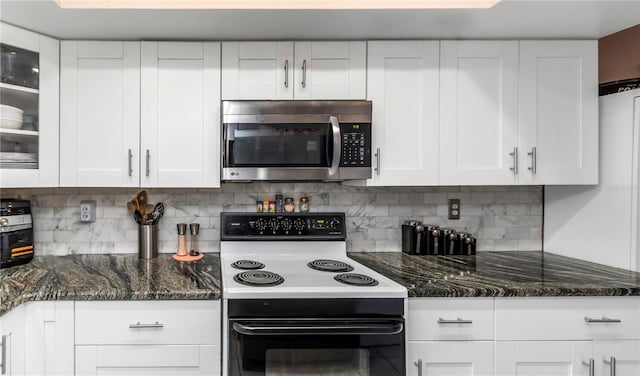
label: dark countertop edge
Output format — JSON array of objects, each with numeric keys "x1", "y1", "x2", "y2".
[
  {"x1": 406, "y1": 289, "x2": 640, "y2": 298},
  {"x1": 1, "y1": 291, "x2": 221, "y2": 316}
]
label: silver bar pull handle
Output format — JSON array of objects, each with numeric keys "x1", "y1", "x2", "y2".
[
  {"x1": 374, "y1": 148, "x2": 381, "y2": 175},
  {"x1": 437, "y1": 317, "x2": 473, "y2": 324},
  {"x1": 584, "y1": 316, "x2": 622, "y2": 323},
  {"x1": 603, "y1": 356, "x2": 616, "y2": 376},
  {"x1": 129, "y1": 321, "x2": 164, "y2": 329},
  {"x1": 284, "y1": 59, "x2": 289, "y2": 88},
  {"x1": 128, "y1": 149, "x2": 133, "y2": 177},
  {"x1": 414, "y1": 359, "x2": 422, "y2": 376},
  {"x1": 301, "y1": 59, "x2": 307, "y2": 88},
  {"x1": 1, "y1": 334, "x2": 6, "y2": 375},
  {"x1": 527, "y1": 146, "x2": 537, "y2": 174},
  {"x1": 145, "y1": 149, "x2": 150, "y2": 177},
  {"x1": 328, "y1": 116, "x2": 341, "y2": 176},
  {"x1": 509, "y1": 147, "x2": 518, "y2": 175},
  {"x1": 582, "y1": 359, "x2": 595, "y2": 376}
]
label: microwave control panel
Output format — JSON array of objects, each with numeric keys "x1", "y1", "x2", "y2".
[{"x1": 340, "y1": 123, "x2": 371, "y2": 167}]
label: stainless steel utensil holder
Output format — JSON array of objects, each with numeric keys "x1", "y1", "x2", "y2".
[{"x1": 138, "y1": 224, "x2": 158, "y2": 259}]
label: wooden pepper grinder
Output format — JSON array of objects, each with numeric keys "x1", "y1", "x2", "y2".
[{"x1": 176, "y1": 223, "x2": 188, "y2": 256}]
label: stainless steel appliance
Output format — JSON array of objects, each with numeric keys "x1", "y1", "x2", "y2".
[
  {"x1": 1, "y1": 199, "x2": 34, "y2": 268},
  {"x1": 220, "y1": 212, "x2": 407, "y2": 376},
  {"x1": 222, "y1": 101, "x2": 372, "y2": 181}
]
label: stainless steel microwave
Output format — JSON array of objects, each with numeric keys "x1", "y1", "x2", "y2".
[{"x1": 222, "y1": 100, "x2": 372, "y2": 181}]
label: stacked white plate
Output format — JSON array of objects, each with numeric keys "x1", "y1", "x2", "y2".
[{"x1": 0, "y1": 104, "x2": 24, "y2": 129}]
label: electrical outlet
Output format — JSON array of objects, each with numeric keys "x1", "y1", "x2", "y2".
[
  {"x1": 80, "y1": 200, "x2": 97, "y2": 223},
  {"x1": 448, "y1": 199, "x2": 460, "y2": 220}
]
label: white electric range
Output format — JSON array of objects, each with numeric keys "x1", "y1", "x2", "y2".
[{"x1": 219, "y1": 212, "x2": 407, "y2": 376}]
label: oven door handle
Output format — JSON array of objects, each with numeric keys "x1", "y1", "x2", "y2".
[
  {"x1": 328, "y1": 115, "x2": 341, "y2": 177},
  {"x1": 232, "y1": 320, "x2": 403, "y2": 336}
]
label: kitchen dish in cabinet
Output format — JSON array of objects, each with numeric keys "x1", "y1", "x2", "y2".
[{"x1": 0, "y1": 23, "x2": 59, "y2": 187}]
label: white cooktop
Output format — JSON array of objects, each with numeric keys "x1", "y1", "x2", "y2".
[{"x1": 220, "y1": 241, "x2": 407, "y2": 300}]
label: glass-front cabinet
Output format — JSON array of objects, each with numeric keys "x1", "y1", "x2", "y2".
[{"x1": 0, "y1": 23, "x2": 59, "y2": 187}]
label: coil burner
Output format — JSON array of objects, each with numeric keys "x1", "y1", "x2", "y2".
[
  {"x1": 308, "y1": 259, "x2": 355, "y2": 273},
  {"x1": 231, "y1": 260, "x2": 265, "y2": 270},
  {"x1": 333, "y1": 273, "x2": 379, "y2": 286},
  {"x1": 233, "y1": 271, "x2": 284, "y2": 286}
]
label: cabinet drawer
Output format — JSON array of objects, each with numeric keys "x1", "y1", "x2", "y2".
[
  {"x1": 76, "y1": 344, "x2": 220, "y2": 376},
  {"x1": 495, "y1": 297, "x2": 640, "y2": 340},
  {"x1": 408, "y1": 298, "x2": 494, "y2": 341},
  {"x1": 75, "y1": 300, "x2": 220, "y2": 345}
]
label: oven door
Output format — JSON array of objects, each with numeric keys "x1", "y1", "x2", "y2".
[{"x1": 228, "y1": 318, "x2": 405, "y2": 376}]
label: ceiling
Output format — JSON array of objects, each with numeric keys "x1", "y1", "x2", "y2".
[{"x1": 0, "y1": 0, "x2": 638, "y2": 40}]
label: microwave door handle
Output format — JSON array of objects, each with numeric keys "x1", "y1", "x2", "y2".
[{"x1": 329, "y1": 116, "x2": 341, "y2": 176}]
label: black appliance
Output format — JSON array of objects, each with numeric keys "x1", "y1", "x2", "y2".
[
  {"x1": 227, "y1": 298, "x2": 405, "y2": 376},
  {"x1": 1, "y1": 199, "x2": 34, "y2": 268}
]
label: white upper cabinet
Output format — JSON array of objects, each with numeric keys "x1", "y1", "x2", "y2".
[
  {"x1": 518, "y1": 41, "x2": 598, "y2": 185},
  {"x1": 221, "y1": 41, "x2": 365, "y2": 100},
  {"x1": 141, "y1": 42, "x2": 221, "y2": 188},
  {"x1": 294, "y1": 41, "x2": 366, "y2": 100},
  {"x1": 221, "y1": 42, "x2": 294, "y2": 100},
  {"x1": 0, "y1": 23, "x2": 59, "y2": 188},
  {"x1": 366, "y1": 41, "x2": 439, "y2": 186},
  {"x1": 440, "y1": 41, "x2": 519, "y2": 185},
  {"x1": 60, "y1": 41, "x2": 141, "y2": 187}
]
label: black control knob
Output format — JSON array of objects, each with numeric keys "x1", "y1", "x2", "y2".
[
  {"x1": 293, "y1": 218, "x2": 306, "y2": 231},
  {"x1": 329, "y1": 218, "x2": 341, "y2": 230},
  {"x1": 268, "y1": 218, "x2": 280, "y2": 231},
  {"x1": 281, "y1": 219, "x2": 292, "y2": 231},
  {"x1": 255, "y1": 218, "x2": 267, "y2": 231}
]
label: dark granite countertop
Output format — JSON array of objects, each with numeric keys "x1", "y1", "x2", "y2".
[
  {"x1": 0, "y1": 253, "x2": 221, "y2": 316},
  {"x1": 348, "y1": 251, "x2": 640, "y2": 298}
]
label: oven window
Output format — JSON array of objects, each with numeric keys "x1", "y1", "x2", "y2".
[
  {"x1": 226, "y1": 123, "x2": 331, "y2": 167},
  {"x1": 266, "y1": 349, "x2": 369, "y2": 375}
]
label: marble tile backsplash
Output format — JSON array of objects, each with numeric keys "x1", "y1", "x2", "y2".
[{"x1": 0, "y1": 184, "x2": 542, "y2": 255}]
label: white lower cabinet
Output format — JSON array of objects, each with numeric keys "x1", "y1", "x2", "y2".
[
  {"x1": 74, "y1": 300, "x2": 221, "y2": 376},
  {"x1": 0, "y1": 304, "x2": 26, "y2": 376},
  {"x1": 495, "y1": 341, "x2": 593, "y2": 376},
  {"x1": 408, "y1": 298, "x2": 495, "y2": 376},
  {"x1": 409, "y1": 341, "x2": 494, "y2": 376},
  {"x1": 0, "y1": 301, "x2": 74, "y2": 376},
  {"x1": 594, "y1": 340, "x2": 640, "y2": 376},
  {"x1": 75, "y1": 344, "x2": 220, "y2": 376}
]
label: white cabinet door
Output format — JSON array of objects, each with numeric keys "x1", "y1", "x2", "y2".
[
  {"x1": 294, "y1": 41, "x2": 366, "y2": 100},
  {"x1": 495, "y1": 341, "x2": 593, "y2": 376},
  {"x1": 60, "y1": 41, "x2": 140, "y2": 187},
  {"x1": 141, "y1": 42, "x2": 221, "y2": 188},
  {"x1": 366, "y1": 41, "x2": 439, "y2": 186},
  {"x1": 75, "y1": 345, "x2": 220, "y2": 376},
  {"x1": 440, "y1": 41, "x2": 519, "y2": 185},
  {"x1": 519, "y1": 41, "x2": 598, "y2": 185},
  {"x1": 221, "y1": 41, "x2": 294, "y2": 100},
  {"x1": 594, "y1": 341, "x2": 640, "y2": 376},
  {"x1": 22, "y1": 301, "x2": 75, "y2": 376},
  {"x1": 0, "y1": 305, "x2": 25, "y2": 376},
  {"x1": 408, "y1": 341, "x2": 494, "y2": 376},
  {"x1": 0, "y1": 23, "x2": 59, "y2": 188}
]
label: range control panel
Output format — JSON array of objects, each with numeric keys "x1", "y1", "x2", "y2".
[{"x1": 221, "y1": 212, "x2": 346, "y2": 240}]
